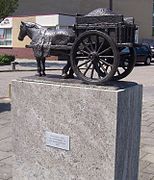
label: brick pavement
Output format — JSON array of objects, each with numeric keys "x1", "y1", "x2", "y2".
[
  {"x1": 139, "y1": 100, "x2": 154, "y2": 180},
  {"x1": 0, "y1": 98, "x2": 12, "y2": 180}
]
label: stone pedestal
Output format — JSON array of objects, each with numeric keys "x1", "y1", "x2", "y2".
[{"x1": 12, "y1": 76, "x2": 142, "y2": 180}]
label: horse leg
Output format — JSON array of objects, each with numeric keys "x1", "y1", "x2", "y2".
[
  {"x1": 68, "y1": 67, "x2": 74, "y2": 79},
  {"x1": 62, "y1": 57, "x2": 74, "y2": 78},
  {"x1": 36, "y1": 57, "x2": 42, "y2": 76},
  {"x1": 66, "y1": 56, "x2": 74, "y2": 79},
  {"x1": 42, "y1": 57, "x2": 46, "y2": 76},
  {"x1": 62, "y1": 59, "x2": 70, "y2": 78}
]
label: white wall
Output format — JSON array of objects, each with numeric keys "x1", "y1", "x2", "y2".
[
  {"x1": 36, "y1": 14, "x2": 75, "y2": 28},
  {"x1": 36, "y1": 15, "x2": 59, "y2": 27}
]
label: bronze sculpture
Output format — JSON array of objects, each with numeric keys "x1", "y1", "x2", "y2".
[{"x1": 18, "y1": 8, "x2": 137, "y2": 84}]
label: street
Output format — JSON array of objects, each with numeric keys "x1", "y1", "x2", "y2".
[{"x1": 0, "y1": 64, "x2": 154, "y2": 180}]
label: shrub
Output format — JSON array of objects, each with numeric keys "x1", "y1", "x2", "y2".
[{"x1": 0, "y1": 54, "x2": 15, "y2": 65}]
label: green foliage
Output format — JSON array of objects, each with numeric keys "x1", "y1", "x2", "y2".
[
  {"x1": 0, "y1": 0, "x2": 18, "y2": 21},
  {"x1": 0, "y1": 54, "x2": 15, "y2": 65}
]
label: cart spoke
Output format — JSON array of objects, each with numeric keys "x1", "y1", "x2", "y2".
[
  {"x1": 78, "y1": 60, "x2": 91, "y2": 68},
  {"x1": 98, "y1": 62, "x2": 108, "y2": 75},
  {"x1": 82, "y1": 41, "x2": 91, "y2": 52},
  {"x1": 83, "y1": 62, "x2": 92, "y2": 76},
  {"x1": 97, "y1": 39, "x2": 105, "y2": 53},
  {"x1": 88, "y1": 36, "x2": 95, "y2": 51},
  {"x1": 121, "y1": 65, "x2": 127, "y2": 70},
  {"x1": 105, "y1": 65, "x2": 109, "y2": 71},
  {"x1": 112, "y1": 47, "x2": 136, "y2": 81},
  {"x1": 117, "y1": 69, "x2": 121, "y2": 75},
  {"x1": 76, "y1": 56, "x2": 89, "y2": 60},
  {"x1": 98, "y1": 47, "x2": 112, "y2": 56},
  {"x1": 99, "y1": 58, "x2": 113, "y2": 67},
  {"x1": 90, "y1": 64, "x2": 94, "y2": 79},
  {"x1": 95, "y1": 63, "x2": 106, "y2": 77},
  {"x1": 99, "y1": 55, "x2": 114, "y2": 58},
  {"x1": 95, "y1": 35, "x2": 99, "y2": 52},
  {"x1": 79, "y1": 49, "x2": 90, "y2": 56}
]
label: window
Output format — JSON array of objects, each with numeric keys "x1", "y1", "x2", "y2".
[
  {"x1": 136, "y1": 47, "x2": 142, "y2": 54},
  {"x1": 0, "y1": 28, "x2": 12, "y2": 47},
  {"x1": 141, "y1": 46, "x2": 150, "y2": 53}
]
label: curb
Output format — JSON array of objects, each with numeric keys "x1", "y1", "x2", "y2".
[{"x1": 0, "y1": 68, "x2": 63, "y2": 73}]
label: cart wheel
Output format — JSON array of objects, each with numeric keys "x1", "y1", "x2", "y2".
[
  {"x1": 70, "y1": 30, "x2": 119, "y2": 84},
  {"x1": 112, "y1": 47, "x2": 136, "y2": 81}
]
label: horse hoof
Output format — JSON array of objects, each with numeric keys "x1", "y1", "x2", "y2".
[
  {"x1": 62, "y1": 73, "x2": 74, "y2": 79},
  {"x1": 35, "y1": 73, "x2": 42, "y2": 77},
  {"x1": 67, "y1": 74, "x2": 74, "y2": 79},
  {"x1": 42, "y1": 73, "x2": 46, "y2": 76},
  {"x1": 61, "y1": 73, "x2": 68, "y2": 79}
]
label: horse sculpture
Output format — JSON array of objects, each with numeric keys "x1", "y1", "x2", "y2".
[{"x1": 18, "y1": 21, "x2": 75, "y2": 77}]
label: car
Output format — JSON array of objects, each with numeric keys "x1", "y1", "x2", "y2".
[
  {"x1": 150, "y1": 44, "x2": 154, "y2": 57},
  {"x1": 120, "y1": 44, "x2": 152, "y2": 65},
  {"x1": 139, "y1": 40, "x2": 154, "y2": 58}
]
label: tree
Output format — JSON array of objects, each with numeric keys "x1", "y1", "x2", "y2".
[{"x1": 0, "y1": 0, "x2": 18, "y2": 22}]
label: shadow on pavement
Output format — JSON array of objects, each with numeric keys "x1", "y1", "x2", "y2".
[{"x1": 0, "y1": 103, "x2": 11, "y2": 113}]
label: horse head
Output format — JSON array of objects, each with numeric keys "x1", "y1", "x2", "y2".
[
  {"x1": 18, "y1": 21, "x2": 28, "y2": 41},
  {"x1": 18, "y1": 21, "x2": 42, "y2": 41}
]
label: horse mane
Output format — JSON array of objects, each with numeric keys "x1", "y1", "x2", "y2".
[{"x1": 23, "y1": 22, "x2": 43, "y2": 29}]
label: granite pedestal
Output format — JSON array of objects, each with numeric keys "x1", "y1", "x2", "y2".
[{"x1": 12, "y1": 76, "x2": 142, "y2": 180}]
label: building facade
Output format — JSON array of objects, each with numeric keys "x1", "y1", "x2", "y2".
[
  {"x1": 13, "y1": 0, "x2": 153, "y2": 39},
  {"x1": 113, "y1": 0, "x2": 153, "y2": 40},
  {"x1": 0, "y1": 0, "x2": 153, "y2": 59}
]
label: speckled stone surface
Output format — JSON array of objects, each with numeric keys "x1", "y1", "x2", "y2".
[{"x1": 12, "y1": 76, "x2": 142, "y2": 180}]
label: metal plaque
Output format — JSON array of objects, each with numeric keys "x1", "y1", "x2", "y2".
[{"x1": 45, "y1": 131, "x2": 70, "y2": 151}]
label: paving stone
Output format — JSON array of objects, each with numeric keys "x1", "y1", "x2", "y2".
[
  {"x1": 0, "y1": 156, "x2": 13, "y2": 166},
  {"x1": 0, "y1": 118, "x2": 10, "y2": 127},
  {"x1": 150, "y1": 123, "x2": 154, "y2": 128},
  {"x1": 141, "y1": 132, "x2": 154, "y2": 138},
  {"x1": 141, "y1": 121, "x2": 153, "y2": 127},
  {"x1": 139, "y1": 160, "x2": 151, "y2": 171},
  {"x1": 142, "y1": 116, "x2": 152, "y2": 122},
  {"x1": 141, "y1": 138, "x2": 154, "y2": 146},
  {"x1": 0, "y1": 138, "x2": 12, "y2": 152},
  {"x1": 142, "y1": 154, "x2": 154, "y2": 164},
  {"x1": 142, "y1": 163, "x2": 154, "y2": 175},
  {"x1": 0, "y1": 127, "x2": 11, "y2": 141},
  {"x1": 0, "y1": 151, "x2": 12, "y2": 162},
  {"x1": 141, "y1": 126, "x2": 154, "y2": 133},
  {"x1": 139, "y1": 150, "x2": 149, "y2": 160},
  {"x1": 138, "y1": 172, "x2": 154, "y2": 180},
  {"x1": 142, "y1": 146, "x2": 154, "y2": 155},
  {"x1": 0, "y1": 162, "x2": 12, "y2": 180}
]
